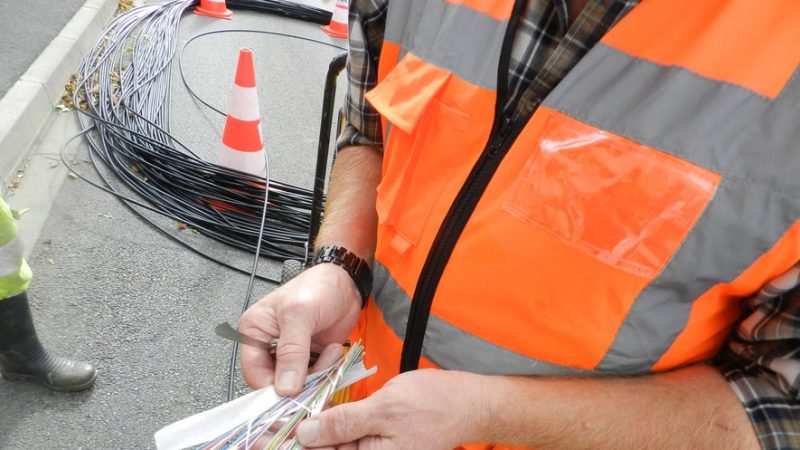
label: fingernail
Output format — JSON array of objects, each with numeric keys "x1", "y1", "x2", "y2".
[
  {"x1": 296, "y1": 419, "x2": 320, "y2": 445},
  {"x1": 277, "y1": 370, "x2": 297, "y2": 392},
  {"x1": 332, "y1": 344, "x2": 345, "y2": 358}
]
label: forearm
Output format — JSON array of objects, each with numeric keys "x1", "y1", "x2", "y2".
[
  {"x1": 314, "y1": 145, "x2": 382, "y2": 263},
  {"x1": 239, "y1": 148, "x2": 381, "y2": 392},
  {"x1": 473, "y1": 364, "x2": 759, "y2": 449}
]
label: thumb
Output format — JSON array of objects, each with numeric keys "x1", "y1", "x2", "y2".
[{"x1": 296, "y1": 399, "x2": 377, "y2": 447}]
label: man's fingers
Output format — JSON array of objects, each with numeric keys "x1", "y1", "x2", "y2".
[
  {"x1": 240, "y1": 344, "x2": 274, "y2": 389},
  {"x1": 237, "y1": 309, "x2": 279, "y2": 389},
  {"x1": 273, "y1": 304, "x2": 316, "y2": 395},
  {"x1": 309, "y1": 343, "x2": 345, "y2": 373},
  {"x1": 314, "y1": 444, "x2": 356, "y2": 450},
  {"x1": 296, "y1": 400, "x2": 376, "y2": 447}
]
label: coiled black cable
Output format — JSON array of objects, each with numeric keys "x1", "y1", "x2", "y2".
[
  {"x1": 72, "y1": 0, "x2": 344, "y2": 263},
  {"x1": 67, "y1": 0, "x2": 348, "y2": 402},
  {"x1": 227, "y1": 0, "x2": 332, "y2": 24}
]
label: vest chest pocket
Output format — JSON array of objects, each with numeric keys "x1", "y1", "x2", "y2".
[
  {"x1": 367, "y1": 53, "x2": 484, "y2": 256},
  {"x1": 503, "y1": 111, "x2": 722, "y2": 279}
]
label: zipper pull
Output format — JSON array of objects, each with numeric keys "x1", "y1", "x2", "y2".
[
  {"x1": 488, "y1": 117, "x2": 513, "y2": 157},
  {"x1": 498, "y1": 117, "x2": 513, "y2": 139}
]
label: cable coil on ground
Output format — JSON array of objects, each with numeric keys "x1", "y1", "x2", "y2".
[
  {"x1": 69, "y1": 0, "x2": 340, "y2": 267},
  {"x1": 66, "y1": 0, "x2": 348, "y2": 399},
  {"x1": 227, "y1": 0, "x2": 332, "y2": 24}
]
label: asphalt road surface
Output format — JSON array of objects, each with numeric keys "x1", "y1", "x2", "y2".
[
  {"x1": 0, "y1": 0, "x2": 86, "y2": 99},
  {"x1": 0, "y1": 4, "x2": 345, "y2": 448}
]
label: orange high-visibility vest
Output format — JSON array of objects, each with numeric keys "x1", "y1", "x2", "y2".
[{"x1": 349, "y1": 1, "x2": 800, "y2": 447}]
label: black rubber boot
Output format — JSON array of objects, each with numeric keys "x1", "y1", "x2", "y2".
[{"x1": 0, "y1": 292, "x2": 96, "y2": 392}]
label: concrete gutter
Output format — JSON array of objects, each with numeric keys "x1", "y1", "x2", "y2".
[{"x1": 0, "y1": 0, "x2": 119, "y2": 193}]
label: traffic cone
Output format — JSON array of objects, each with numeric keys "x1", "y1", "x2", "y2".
[
  {"x1": 321, "y1": 0, "x2": 348, "y2": 39},
  {"x1": 194, "y1": 0, "x2": 233, "y2": 20},
  {"x1": 218, "y1": 48, "x2": 266, "y2": 177}
]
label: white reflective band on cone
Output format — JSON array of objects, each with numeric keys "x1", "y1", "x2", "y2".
[
  {"x1": 227, "y1": 86, "x2": 260, "y2": 121},
  {"x1": 333, "y1": 0, "x2": 348, "y2": 17},
  {"x1": 218, "y1": 145, "x2": 267, "y2": 177}
]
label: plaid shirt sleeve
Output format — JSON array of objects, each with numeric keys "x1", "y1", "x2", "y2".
[
  {"x1": 336, "y1": 0, "x2": 387, "y2": 152},
  {"x1": 714, "y1": 263, "x2": 800, "y2": 449}
]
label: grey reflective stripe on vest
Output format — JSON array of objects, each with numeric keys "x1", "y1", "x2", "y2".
[
  {"x1": 383, "y1": 0, "x2": 425, "y2": 45},
  {"x1": 372, "y1": 262, "x2": 593, "y2": 376},
  {"x1": 545, "y1": 43, "x2": 800, "y2": 372},
  {"x1": 384, "y1": 121, "x2": 392, "y2": 143},
  {"x1": 384, "y1": 0, "x2": 507, "y2": 90},
  {"x1": 779, "y1": 65, "x2": 800, "y2": 108},
  {"x1": 547, "y1": 44, "x2": 800, "y2": 194}
]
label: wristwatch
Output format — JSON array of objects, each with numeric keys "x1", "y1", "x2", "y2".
[{"x1": 311, "y1": 245, "x2": 373, "y2": 307}]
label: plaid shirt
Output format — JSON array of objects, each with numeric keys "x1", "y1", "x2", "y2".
[{"x1": 339, "y1": 1, "x2": 800, "y2": 448}]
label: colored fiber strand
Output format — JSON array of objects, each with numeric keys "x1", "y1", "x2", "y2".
[{"x1": 193, "y1": 343, "x2": 366, "y2": 450}]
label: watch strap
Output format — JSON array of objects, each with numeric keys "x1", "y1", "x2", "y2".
[{"x1": 312, "y1": 245, "x2": 373, "y2": 307}]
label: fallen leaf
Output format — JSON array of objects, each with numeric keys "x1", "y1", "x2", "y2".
[
  {"x1": 176, "y1": 222, "x2": 188, "y2": 230},
  {"x1": 11, "y1": 208, "x2": 30, "y2": 219},
  {"x1": 7, "y1": 173, "x2": 23, "y2": 190}
]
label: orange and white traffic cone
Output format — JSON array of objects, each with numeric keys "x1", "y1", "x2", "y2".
[
  {"x1": 218, "y1": 48, "x2": 266, "y2": 177},
  {"x1": 321, "y1": 0, "x2": 348, "y2": 39},
  {"x1": 194, "y1": 0, "x2": 233, "y2": 20}
]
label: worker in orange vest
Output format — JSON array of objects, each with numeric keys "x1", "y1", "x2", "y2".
[{"x1": 239, "y1": 0, "x2": 800, "y2": 448}]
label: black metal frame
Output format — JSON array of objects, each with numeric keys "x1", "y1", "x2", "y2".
[{"x1": 306, "y1": 51, "x2": 348, "y2": 263}]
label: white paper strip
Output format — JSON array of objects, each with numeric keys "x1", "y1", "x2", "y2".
[{"x1": 154, "y1": 362, "x2": 376, "y2": 450}]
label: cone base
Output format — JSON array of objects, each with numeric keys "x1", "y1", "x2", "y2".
[
  {"x1": 321, "y1": 24, "x2": 347, "y2": 39},
  {"x1": 194, "y1": 6, "x2": 233, "y2": 20}
]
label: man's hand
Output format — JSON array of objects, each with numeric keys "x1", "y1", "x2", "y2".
[
  {"x1": 291, "y1": 365, "x2": 758, "y2": 450},
  {"x1": 294, "y1": 369, "x2": 485, "y2": 450},
  {"x1": 238, "y1": 263, "x2": 363, "y2": 395}
]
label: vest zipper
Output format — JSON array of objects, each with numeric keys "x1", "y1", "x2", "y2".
[{"x1": 399, "y1": 0, "x2": 529, "y2": 372}]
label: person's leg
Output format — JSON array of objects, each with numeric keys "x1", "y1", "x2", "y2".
[{"x1": 0, "y1": 198, "x2": 96, "y2": 391}]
